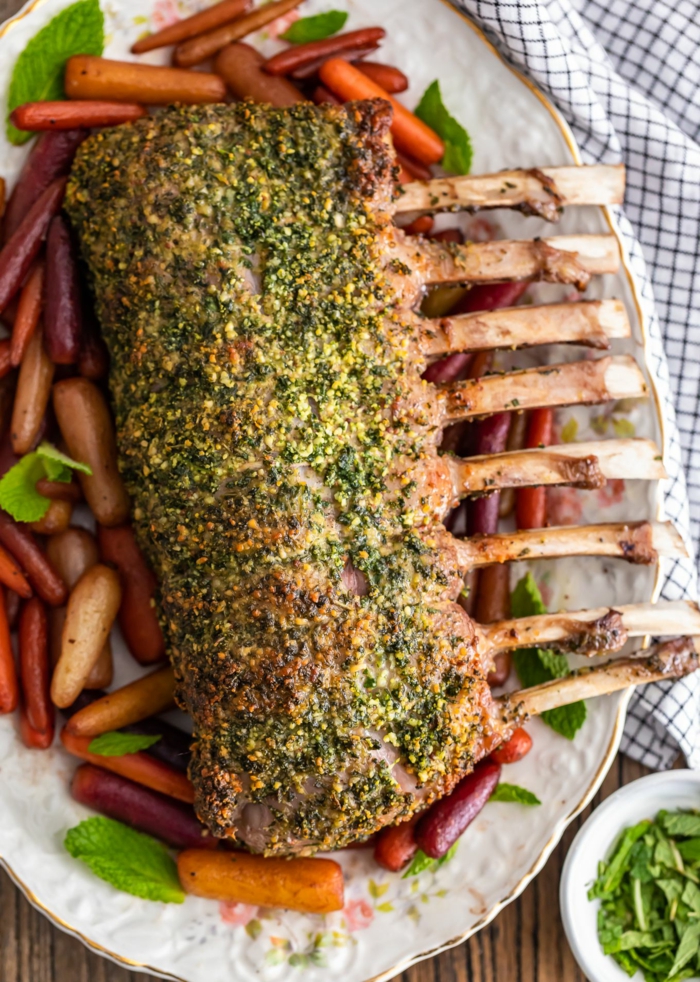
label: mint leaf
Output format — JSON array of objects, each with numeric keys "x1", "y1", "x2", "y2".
[
  {"x1": 510, "y1": 571, "x2": 547, "y2": 618},
  {"x1": 511, "y1": 573, "x2": 587, "y2": 740},
  {"x1": 489, "y1": 783, "x2": 541, "y2": 806},
  {"x1": 36, "y1": 441, "x2": 92, "y2": 478},
  {"x1": 64, "y1": 817, "x2": 184, "y2": 903},
  {"x1": 0, "y1": 454, "x2": 50, "y2": 522},
  {"x1": 414, "y1": 80, "x2": 472, "y2": 176},
  {"x1": 0, "y1": 443, "x2": 92, "y2": 522},
  {"x1": 88, "y1": 731, "x2": 161, "y2": 757},
  {"x1": 280, "y1": 10, "x2": 347, "y2": 43},
  {"x1": 7, "y1": 0, "x2": 104, "y2": 145},
  {"x1": 660, "y1": 812, "x2": 700, "y2": 838},
  {"x1": 402, "y1": 842, "x2": 458, "y2": 878}
]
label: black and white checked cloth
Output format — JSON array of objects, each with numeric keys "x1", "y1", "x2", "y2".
[{"x1": 449, "y1": 0, "x2": 700, "y2": 768}]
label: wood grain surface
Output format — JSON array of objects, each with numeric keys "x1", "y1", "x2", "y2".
[{"x1": 0, "y1": 1, "x2": 658, "y2": 977}]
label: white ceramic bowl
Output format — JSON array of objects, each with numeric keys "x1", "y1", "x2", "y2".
[{"x1": 561, "y1": 770, "x2": 700, "y2": 982}]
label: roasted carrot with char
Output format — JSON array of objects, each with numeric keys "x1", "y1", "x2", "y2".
[
  {"x1": 0, "y1": 584, "x2": 18, "y2": 713},
  {"x1": 19, "y1": 596, "x2": 53, "y2": 738},
  {"x1": 132, "y1": 0, "x2": 251, "y2": 53},
  {"x1": 11, "y1": 101, "x2": 147, "y2": 132},
  {"x1": 64, "y1": 56, "x2": 227, "y2": 105},
  {"x1": 10, "y1": 260, "x2": 44, "y2": 368},
  {"x1": 515, "y1": 408, "x2": 554, "y2": 530},
  {"x1": 61, "y1": 727, "x2": 195, "y2": 803},
  {"x1": 178, "y1": 850, "x2": 344, "y2": 913},
  {"x1": 263, "y1": 27, "x2": 386, "y2": 76},
  {"x1": 318, "y1": 58, "x2": 444, "y2": 165},
  {"x1": 174, "y1": 0, "x2": 305, "y2": 68},
  {"x1": 0, "y1": 512, "x2": 66, "y2": 606},
  {"x1": 66, "y1": 666, "x2": 176, "y2": 738}
]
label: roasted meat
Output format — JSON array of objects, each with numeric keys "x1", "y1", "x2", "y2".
[{"x1": 64, "y1": 100, "x2": 683, "y2": 854}]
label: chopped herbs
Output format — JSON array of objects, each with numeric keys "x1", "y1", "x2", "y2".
[
  {"x1": 590, "y1": 809, "x2": 700, "y2": 981},
  {"x1": 511, "y1": 573, "x2": 587, "y2": 739}
]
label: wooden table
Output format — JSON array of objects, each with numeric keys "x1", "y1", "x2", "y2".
[{"x1": 0, "y1": 1, "x2": 656, "y2": 977}]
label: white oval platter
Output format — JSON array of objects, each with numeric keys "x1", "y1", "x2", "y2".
[{"x1": 0, "y1": 0, "x2": 666, "y2": 979}]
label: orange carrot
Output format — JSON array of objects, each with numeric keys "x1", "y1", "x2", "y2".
[
  {"x1": 65, "y1": 666, "x2": 175, "y2": 737},
  {"x1": 0, "y1": 585, "x2": 18, "y2": 713},
  {"x1": 64, "y1": 56, "x2": 227, "y2": 105},
  {"x1": 61, "y1": 727, "x2": 194, "y2": 803},
  {"x1": 132, "y1": 0, "x2": 251, "y2": 53},
  {"x1": 11, "y1": 101, "x2": 147, "y2": 132},
  {"x1": 515, "y1": 408, "x2": 553, "y2": 530},
  {"x1": 0, "y1": 542, "x2": 31, "y2": 599},
  {"x1": 174, "y1": 0, "x2": 305, "y2": 68},
  {"x1": 318, "y1": 58, "x2": 444, "y2": 165},
  {"x1": 10, "y1": 260, "x2": 44, "y2": 367},
  {"x1": 178, "y1": 850, "x2": 344, "y2": 913}
]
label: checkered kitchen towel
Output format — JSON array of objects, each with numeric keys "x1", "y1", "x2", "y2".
[{"x1": 450, "y1": 0, "x2": 700, "y2": 768}]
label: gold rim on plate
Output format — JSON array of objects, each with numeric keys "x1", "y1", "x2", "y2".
[{"x1": 0, "y1": 0, "x2": 665, "y2": 978}]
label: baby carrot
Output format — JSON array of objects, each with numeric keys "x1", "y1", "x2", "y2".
[
  {"x1": 355, "y1": 61, "x2": 408, "y2": 94},
  {"x1": 61, "y1": 727, "x2": 194, "y2": 803},
  {"x1": 0, "y1": 584, "x2": 17, "y2": 712},
  {"x1": 11, "y1": 101, "x2": 147, "y2": 131},
  {"x1": 515, "y1": 408, "x2": 553, "y2": 530},
  {"x1": 0, "y1": 543, "x2": 31, "y2": 599},
  {"x1": 318, "y1": 58, "x2": 444, "y2": 165},
  {"x1": 19, "y1": 596, "x2": 53, "y2": 737},
  {"x1": 10, "y1": 259, "x2": 44, "y2": 367},
  {"x1": 178, "y1": 850, "x2": 344, "y2": 913},
  {"x1": 174, "y1": 0, "x2": 304, "y2": 68},
  {"x1": 65, "y1": 666, "x2": 176, "y2": 737},
  {"x1": 132, "y1": 0, "x2": 251, "y2": 53},
  {"x1": 64, "y1": 56, "x2": 226, "y2": 105},
  {"x1": 19, "y1": 699, "x2": 53, "y2": 749}
]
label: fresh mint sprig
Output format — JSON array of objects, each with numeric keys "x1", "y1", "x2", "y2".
[
  {"x1": 280, "y1": 10, "x2": 347, "y2": 44},
  {"x1": 414, "y1": 80, "x2": 472, "y2": 175},
  {"x1": 0, "y1": 442, "x2": 92, "y2": 523}
]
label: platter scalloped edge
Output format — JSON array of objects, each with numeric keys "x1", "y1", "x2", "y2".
[{"x1": 0, "y1": 0, "x2": 667, "y2": 979}]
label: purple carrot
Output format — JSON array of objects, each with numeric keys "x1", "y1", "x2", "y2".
[
  {"x1": 0, "y1": 178, "x2": 67, "y2": 314},
  {"x1": 2, "y1": 130, "x2": 87, "y2": 243},
  {"x1": 415, "y1": 758, "x2": 502, "y2": 858},
  {"x1": 467, "y1": 412, "x2": 512, "y2": 536},
  {"x1": 45, "y1": 216, "x2": 83, "y2": 364},
  {"x1": 71, "y1": 763, "x2": 214, "y2": 850}
]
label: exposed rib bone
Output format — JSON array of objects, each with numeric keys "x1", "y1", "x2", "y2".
[
  {"x1": 497, "y1": 637, "x2": 699, "y2": 721},
  {"x1": 447, "y1": 438, "x2": 666, "y2": 494},
  {"x1": 481, "y1": 600, "x2": 700, "y2": 656},
  {"x1": 403, "y1": 234, "x2": 620, "y2": 291},
  {"x1": 397, "y1": 164, "x2": 626, "y2": 219},
  {"x1": 454, "y1": 521, "x2": 685, "y2": 569},
  {"x1": 440, "y1": 355, "x2": 647, "y2": 422},
  {"x1": 420, "y1": 299, "x2": 630, "y2": 358}
]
